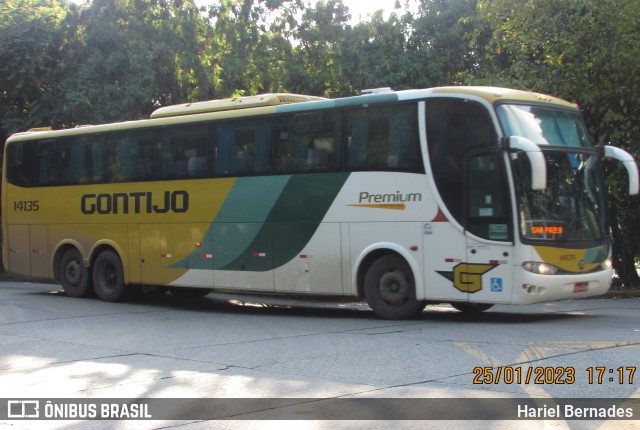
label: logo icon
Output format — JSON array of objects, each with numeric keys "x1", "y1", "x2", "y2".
[
  {"x1": 437, "y1": 263, "x2": 498, "y2": 293},
  {"x1": 7, "y1": 400, "x2": 40, "y2": 418}
]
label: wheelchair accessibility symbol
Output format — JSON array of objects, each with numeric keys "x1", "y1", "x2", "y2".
[{"x1": 490, "y1": 278, "x2": 503, "y2": 292}]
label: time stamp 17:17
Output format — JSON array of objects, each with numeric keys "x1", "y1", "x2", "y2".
[{"x1": 473, "y1": 366, "x2": 637, "y2": 385}]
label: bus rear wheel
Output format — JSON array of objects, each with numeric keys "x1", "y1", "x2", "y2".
[
  {"x1": 59, "y1": 248, "x2": 93, "y2": 298},
  {"x1": 93, "y1": 250, "x2": 135, "y2": 302},
  {"x1": 364, "y1": 254, "x2": 426, "y2": 320}
]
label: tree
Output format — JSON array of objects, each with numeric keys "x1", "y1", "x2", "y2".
[
  {"x1": 208, "y1": 0, "x2": 303, "y2": 96},
  {"x1": 62, "y1": 0, "x2": 218, "y2": 124},
  {"x1": 289, "y1": 0, "x2": 355, "y2": 96},
  {"x1": 0, "y1": 0, "x2": 78, "y2": 132},
  {"x1": 408, "y1": 0, "x2": 480, "y2": 87},
  {"x1": 471, "y1": 0, "x2": 640, "y2": 286},
  {"x1": 0, "y1": 0, "x2": 220, "y2": 134},
  {"x1": 338, "y1": 9, "x2": 414, "y2": 92}
]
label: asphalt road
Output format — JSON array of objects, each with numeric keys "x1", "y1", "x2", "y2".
[{"x1": 0, "y1": 280, "x2": 638, "y2": 429}]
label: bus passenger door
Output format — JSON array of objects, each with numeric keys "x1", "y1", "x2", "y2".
[
  {"x1": 464, "y1": 152, "x2": 513, "y2": 304},
  {"x1": 424, "y1": 97, "x2": 512, "y2": 303}
]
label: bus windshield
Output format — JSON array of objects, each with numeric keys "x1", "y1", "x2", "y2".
[
  {"x1": 499, "y1": 104, "x2": 607, "y2": 244},
  {"x1": 513, "y1": 150, "x2": 607, "y2": 243},
  {"x1": 497, "y1": 104, "x2": 593, "y2": 148}
]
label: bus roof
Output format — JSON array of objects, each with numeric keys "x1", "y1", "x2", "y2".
[
  {"x1": 427, "y1": 86, "x2": 578, "y2": 108},
  {"x1": 6, "y1": 86, "x2": 579, "y2": 142},
  {"x1": 149, "y1": 93, "x2": 326, "y2": 119}
]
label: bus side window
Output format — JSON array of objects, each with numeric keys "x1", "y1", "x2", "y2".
[
  {"x1": 347, "y1": 105, "x2": 421, "y2": 172},
  {"x1": 347, "y1": 110, "x2": 370, "y2": 168},
  {"x1": 389, "y1": 107, "x2": 422, "y2": 172},
  {"x1": 6, "y1": 139, "x2": 60, "y2": 187},
  {"x1": 274, "y1": 117, "x2": 295, "y2": 172},
  {"x1": 214, "y1": 125, "x2": 235, "y2": 174},
  {"x1": 252, "y1": 120, "x2": 272, "y2": 173},
  {"x1": 426, "y1": 99, "x2": 497, "y2": 224},
  {"x1": 6, "y1": 141, "x2": 33, "y2": 187},
  {"x1": 310, "y1": 111, "x2": 341, "y2": 171},
  {"x1": 157, "y1": 125, "x2": 209, "y2": 179},
  {"x1": 213, "y1": 119, "x2": 272, "y2": 176},
  {"x1": 274, "y1": 111, "x2": 342, "y2": 173},
  {"x1": 235, "y1": 128, "x2": 256, "y2": 174},
  {"x1": 466, "y1": 152, "x2": 511, "y2": 241},
  {"x1": 60, "y1": 137, "x2": 104, "y2": 185},
  {"x1": 105, "y1": 130, "x2": 154, "y2": 183},
  {"x1": 36, "y1": 140, "x2": 59, "y2": 186}
]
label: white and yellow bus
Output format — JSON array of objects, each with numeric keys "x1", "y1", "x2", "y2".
[{"x1": 2, "y1": 87, "x2": 638, "y2": 319}]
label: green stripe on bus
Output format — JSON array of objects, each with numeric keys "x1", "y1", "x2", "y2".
[
  {"x1": 171, "y1": 176, "x2": 290, "y2": 270},
  {"x1": 220, "y1": 172, "x2": 350, "y2": 271},
  {"x1": 212, "y1": 176, "x2": 291, "y2": 269}
]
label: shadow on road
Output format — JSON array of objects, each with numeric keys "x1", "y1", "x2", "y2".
[{"x1": 33, "y1": 285, "x2": 589, "y2": 325}]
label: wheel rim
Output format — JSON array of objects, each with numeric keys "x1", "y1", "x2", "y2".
[
  {"x1": 64, "y1": 260, "x2": 83, "y2": 287},
  {"x1": 99, "y1": 262, "x2": 118, "y2": 293},
  {"x1": 378, "y1": 269, "x2": 410, "y2": 306}
]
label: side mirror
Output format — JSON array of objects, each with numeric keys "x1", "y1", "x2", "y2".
[
  {"x1": 503, "y1": 136, "x2": 547, "y2": 190},
  {"x1": 601, "y1": 146, "x2": 639, "y2": 195}
]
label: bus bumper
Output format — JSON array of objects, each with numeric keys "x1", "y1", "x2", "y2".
[{"x1": 510, "y1": 267, "x2": 613, "y2": 305}]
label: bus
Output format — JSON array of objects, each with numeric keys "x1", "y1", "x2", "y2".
[{"x1": 2, "y1": 87, "x2": 638, "y2": 319}]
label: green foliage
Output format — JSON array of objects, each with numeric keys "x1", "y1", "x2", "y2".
[
  {"x1": 469, "y1": 0, "x2": 640, "y2": 287},
  {"x1": 0, "y1": 0, "x2": 76, "y2": 131},
  {"x1": 63, "y1": 0, "x2": 219, "y2": 124},
  {"x1": 208, "y1": 0, "x2": 303, "y2": 95},
  {"x1": 409, "y1": 0, "x2": 479, "y2": 87},
  {"x1": 289, "y1": 0, "x2": 355, "y2": 96},
  {"x1": 341, "y1": 11, "x2": 412, "y2": 91}
]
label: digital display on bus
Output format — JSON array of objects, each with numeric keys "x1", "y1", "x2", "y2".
[{"x1": 530, "y1": 226, "x2": 564, "y2": 236}]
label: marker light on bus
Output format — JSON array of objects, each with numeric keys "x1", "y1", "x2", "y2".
[{"x1": 522, "y1": 261, "x2": 560, "y2": 275}]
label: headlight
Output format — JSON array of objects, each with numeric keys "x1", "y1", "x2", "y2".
[
  {"x1": 600, "y1": 258, "x2": 613, "y2": 270},
  {"x1": 522, "y1": 261, "x2": 560, "y2": 275}
]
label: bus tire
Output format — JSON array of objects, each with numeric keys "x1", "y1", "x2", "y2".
[
  {"x1": 93, "y1": 250, "x2": 134, "y2": 302},
  {"x1": 364, "y1": 254, "x2": 426, "y2": 320},
  {"x1": 59, "y1": 248, "x2": 93, "y2": 298},
  {"x1": 450, "y1": 302, "x2": 494, "y2": 313}
]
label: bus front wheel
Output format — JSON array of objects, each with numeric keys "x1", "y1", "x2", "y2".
[
  {"x1": 93, "y1": 250, "x2": 135, "y2": 302},
  {"x1": 59, "y1": 248, "x2": 93, "y2": 298},
  {"x1": 364, "y1": 254, "x2": 426, "y2": 320}
]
